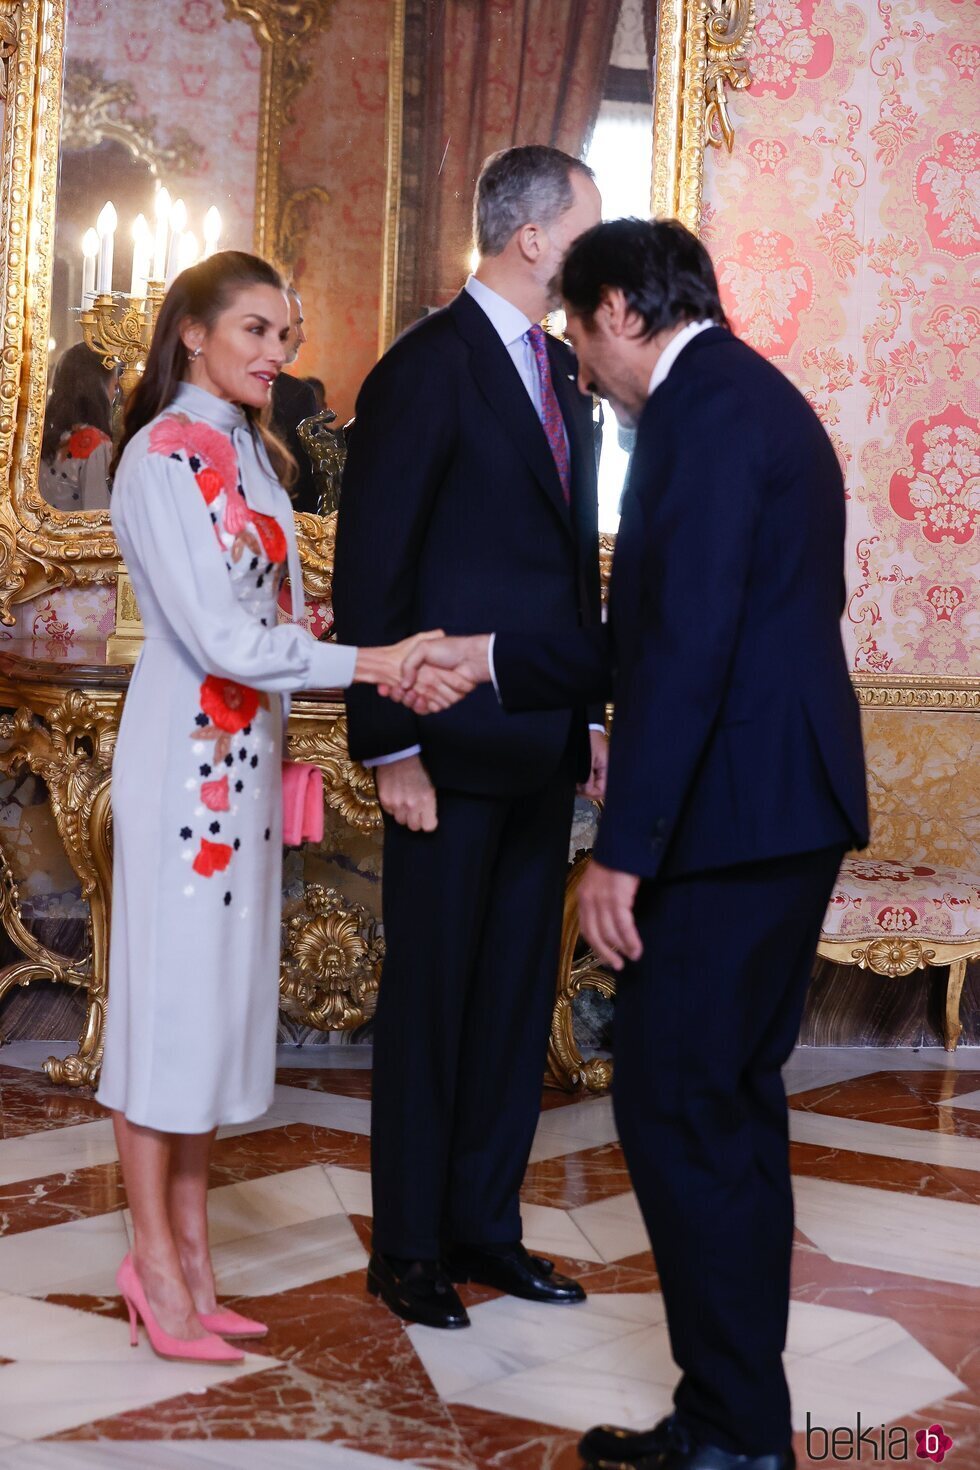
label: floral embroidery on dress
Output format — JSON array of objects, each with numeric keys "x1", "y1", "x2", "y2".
[
  {"x1": 192, "y1": 838, "x2": 234, "y2": 877},
  {"x1": 151, "y1": 414, "x2": 285, "y2": 900},
  {"x1": 64, "y1": 426, "x2": 111, "y2": 461}
]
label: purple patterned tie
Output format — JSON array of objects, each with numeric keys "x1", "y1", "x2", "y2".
[{"x1": 528, "y1": 324, "x2": 571, "y2": 504}]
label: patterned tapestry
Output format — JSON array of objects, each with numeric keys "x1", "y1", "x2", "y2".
[{"x1": 701, "y1": 0, "x2": 979, "y2": 678}]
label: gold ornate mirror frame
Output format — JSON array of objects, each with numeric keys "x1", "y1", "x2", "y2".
[{"x1": 0, "y1": 0, "x2": 755, "y2": 625}]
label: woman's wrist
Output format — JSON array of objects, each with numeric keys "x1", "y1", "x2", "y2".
[{"x1": 353, "y1": 646, "x2": 395, "y2": 686}]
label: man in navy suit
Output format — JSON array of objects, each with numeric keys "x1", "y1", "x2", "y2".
[
  {"x1": 394, "y1": 219, "x2": 869, "y2": 1469},
  {"x1": 333, "y1": 146, "x2": 607, "y2": 1330}
]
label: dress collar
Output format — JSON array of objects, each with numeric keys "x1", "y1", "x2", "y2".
[{"x1": 171, "y1": 381, "x2": 247, "y2": 434}]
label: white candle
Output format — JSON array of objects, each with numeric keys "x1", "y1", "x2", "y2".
[
  {"x1": 96, "y1": 201, "x2": 117, "y2": 294},
  {"x1": 130, "y1": 213, "x2": 151, "y2": 298},
  {"x1": 178, "y1": 231, "x2": 200, "y2": 271},
  {"x1": 81, "y1": 228, "x2": 99, "y2": 308},
  {"x1": 202, "y1": 206, "x2": 222, "y2": 258},
  {"x1": 165, "y1": 198, "x2": 187, "y2": 285},
  {"x1": 152, "y1": 186, "x2": 171, "y2": 282}
]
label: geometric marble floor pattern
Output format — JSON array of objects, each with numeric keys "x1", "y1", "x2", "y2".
[{"x1": 1, "y1": 1043, "x2": 979, "y2": 1469}]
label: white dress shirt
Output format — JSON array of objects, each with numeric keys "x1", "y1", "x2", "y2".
[
  {"x1": 648, "y1": 319, "x2": 716, "y2": 395},
  {"x1": 367, "y1": 275, "x2": 579, "y2": 766}
]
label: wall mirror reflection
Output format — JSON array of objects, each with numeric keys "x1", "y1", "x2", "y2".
[
  {"x1": 41, "y1": 1, "x2": 264, "y2": 514},
  {"x1": 37, "y1": 0, "x2": 656, "y2": 533}
]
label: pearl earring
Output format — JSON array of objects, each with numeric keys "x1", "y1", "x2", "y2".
[{"x1": 187, "y1": 347, "x2": 202, "y2": 362}]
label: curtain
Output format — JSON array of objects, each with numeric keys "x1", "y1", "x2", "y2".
[{"x1": 410, "y1": 0, "x2": 620, "y2": 315}]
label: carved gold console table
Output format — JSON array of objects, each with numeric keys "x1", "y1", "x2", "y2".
[{"x1": 0, "y1": 641, "x2": 600, "y2": 1092}]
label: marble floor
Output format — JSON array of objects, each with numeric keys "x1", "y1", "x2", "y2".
[{"x1": 0, "y1": 1042, "x2": 978, "y2": 1468}]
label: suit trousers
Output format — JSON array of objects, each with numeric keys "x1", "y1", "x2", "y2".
[
  {"x1": 370, "y1": 770, "x2": 576, "y2": 1259},
  {"x1": 612, "y1": 845, "x2": 846, "y2": 1455}
]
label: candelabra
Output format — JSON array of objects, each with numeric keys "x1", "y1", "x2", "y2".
[
  {"x1": 77, "y1": 281, "x2": 167, "y2": 398},
  {"x1": 74, "y1": 188, "x2": 222, "y2": 396}
]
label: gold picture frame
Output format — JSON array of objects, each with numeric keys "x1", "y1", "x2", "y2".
[{"x1": 0, "y1": 0, "x2": 756, "y2": 623}]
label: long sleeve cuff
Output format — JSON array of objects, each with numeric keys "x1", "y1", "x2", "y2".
[
  {"x1": 362, "y1": 744, "x2": 422, "y2": 769},
  {"x1": 487, "y1": 632, "x2": 502, "y2": 704}
]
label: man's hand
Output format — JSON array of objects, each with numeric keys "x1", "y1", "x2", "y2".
[
  {"x1": 578, "y1": 729, "x2": 609, "y2": 802},
  {"x1": 578, "y1": 859, "x2": 642, "y2": 972},
  {"x1": 374, "y1": 754, "x2": 437, "y2": 832},
  {"x1": 381, "y1": 634, "x2": 493, "y2": 714}
]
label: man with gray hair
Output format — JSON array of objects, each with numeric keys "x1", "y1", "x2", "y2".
[{"x1": 333, "y1": 145, "x2": 604, "y2": 1329}]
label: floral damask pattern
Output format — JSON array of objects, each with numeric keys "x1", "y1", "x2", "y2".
[
  {"x1": 889, "y1": 408, "x2": 980, "y2": 547},
  {"x1": 715, "y1": 229, "x2": 814, "y2": 356},
  {"x1": 702, "y1": 0, "x2": 979, "y2": 677},
  {"x1": 751, "y1": 0, "x2": 835, "y2": 97},
  {"x1": 916, "y1": 131, "x2": 980, "y2": 259}
]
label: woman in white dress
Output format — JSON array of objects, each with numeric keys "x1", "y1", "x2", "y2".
[
  {"x1": 96, "y1": 251, "x2": 434, "y2": 1362},
  {"x1": 40, "y1": 342, "x2": 118, "y2": 511}
]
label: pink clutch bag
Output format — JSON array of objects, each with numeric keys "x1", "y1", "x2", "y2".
[{"x1": 281, "y1": 760, "x2": 324, "y2": 846}]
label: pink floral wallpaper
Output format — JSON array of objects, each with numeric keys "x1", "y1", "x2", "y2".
[{"x1": 701, "y1": 0, "x2": 979, "y2": 677}]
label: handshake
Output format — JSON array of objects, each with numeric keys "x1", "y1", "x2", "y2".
[{"x1": 358, "y1": 632, "x2": 493, "y2": 713}]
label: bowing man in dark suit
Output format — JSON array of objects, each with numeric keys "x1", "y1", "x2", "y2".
[
  {"x1": 393, "y1": 220, "x2": 869, "y2": 1468},
  {"x1": 332, "y1": 146, "x2": 606, "y2": 1330}
]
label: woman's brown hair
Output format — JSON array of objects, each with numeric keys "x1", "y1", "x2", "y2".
[
  {"x1": 42, "y1": 342, "x2": 115, "y2": 462},
  {"x1": 111, "y1": 250, "x2": 296, "y2": 486}
]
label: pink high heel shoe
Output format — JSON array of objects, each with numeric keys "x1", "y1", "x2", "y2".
[
  {"x1": 199, "y1": 1307, "x2": 268, "y2": 1339},
  {"x1": 117, "y1": 1254, "x2": 245, "y2": 1364}
]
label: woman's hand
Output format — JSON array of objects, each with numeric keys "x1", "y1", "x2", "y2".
[
  {"x1": 352, "y1": 630, "x2": 448, "y2": 690},
  {"x1": 385, "y1": 634, "x2": 492, "y2": 713}
]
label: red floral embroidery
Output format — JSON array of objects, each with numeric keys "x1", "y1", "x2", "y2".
[
  {"x1": 200, "y1": 675, "x2": 260, "y2": 734},
  {"x1": 148, "y1": 414, "x2": 238, "y2": 491},
  {"x1": 223, "y1": 492, "x2": 251, "y2": 536},
  {"x1": 250, "y1": 510, "x2": 287, "y2": 563},
  {"x1": 65, "y1": 426, "x2": 110, "y2": 460},
  {"x1": 192, "y1": 838, "x2": 234, "y2": 877},
  {"x1": 201, "y1": 776, "x2": 230, "y2": 811},
  {"x1": 196, "y1": 467, "x2": 223, "y2": 504}
]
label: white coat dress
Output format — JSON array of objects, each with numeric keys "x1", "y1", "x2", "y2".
[{"x1": 96, "y1": 381, "x2": 357, "y2": 1132}]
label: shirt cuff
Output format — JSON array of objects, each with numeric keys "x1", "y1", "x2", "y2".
[
  {"x1": 362, "y1": 745, "x2": 422, "y2": 769},
  {"x1": 487, "y1": 632, "x2": 502, "y2": 704},
  {"x1": 588, "y1": 723, "x2": 606, "y2": 734}
]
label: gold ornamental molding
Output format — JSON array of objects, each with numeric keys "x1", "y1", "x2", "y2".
[
  {"x1": 651, "y1": 0, "x2": 757, "y2": 229},
  {"x1": 0, "y1": 689, "x2": 118, "y2": 1085},
  {"x1": 280, "y1": 883, "x2": 383, "y2": 1031},
  {"x1": 0, "y1": 1, "x2": 19, "y2": 103},
  {"x1": 378, "y1": 0, "x2": 405, "y2": 353},
  {"x1": 61, "y1": 60, "x2": 202, "y2": 175},
  {"x1": 704, "y1": 0, "x2": 756, "y2": 152},
  {"x1": 852, "y1": 674, "x2": 980, "y2": 712},
  {"x1": 223, "y1": 0, "x2": 332, "y2": 265}
]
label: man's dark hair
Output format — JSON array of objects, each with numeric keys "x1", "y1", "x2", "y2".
[
  {"x1": 560, "y1": 217, "x2": 728, "y2": 338},
  {"x1": 474, "y1": 146, "x2": 595, "y2": 257}
]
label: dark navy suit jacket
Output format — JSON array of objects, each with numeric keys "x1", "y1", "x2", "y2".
[
  {"x1": 333, "y1": 288, "x2": 602, "y2": 797},
  {"x1": 494, "y1": 326, "x2": 869, "y2": 879}
]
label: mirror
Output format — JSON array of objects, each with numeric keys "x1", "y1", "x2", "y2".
[
  {"x1": 40, "y1": 3, "x2": 264, "y2": 513},
  {"x1": 0, "y1": 0, "x2": 751, "y2": 621}
]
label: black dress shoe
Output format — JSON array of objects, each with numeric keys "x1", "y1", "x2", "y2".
[
  {"x1": 579, "y1": 1413, "x2": 684, "y2": 1466},
  {"x1": 366, "y1": 1251, "x2": 469, "y2": 1329},
  {"x1": 446, "y1": 1241, "x2": 586, "y2": 1303},
  {"x1": 579, "y1": 1416, "x2": 794, "y2": 1470}
]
